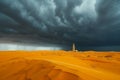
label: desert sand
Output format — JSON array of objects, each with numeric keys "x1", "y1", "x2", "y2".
[{"x1": 0, "y1": 50, "x2": 120, "y2": 80}]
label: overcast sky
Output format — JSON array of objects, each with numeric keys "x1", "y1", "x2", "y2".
[{"x1": 0, "y1": 0, "x2": 120, "y2": 51}]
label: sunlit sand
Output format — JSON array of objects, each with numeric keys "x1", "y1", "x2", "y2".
[{"x1": 0, "y1": 50, "x2": 120, "y2": 80}]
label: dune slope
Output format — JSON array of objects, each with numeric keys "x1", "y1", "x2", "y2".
[{"x1": 0, "y1": 51, "x2": 120, "y2": 80}]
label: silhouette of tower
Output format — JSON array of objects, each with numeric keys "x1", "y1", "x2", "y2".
[{"x1": 72, "y1": 43, "x2": 76, "y2": 51}]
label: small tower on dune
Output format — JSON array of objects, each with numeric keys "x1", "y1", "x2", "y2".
[
  {"x1": 72, "y1": 43, "x2": 75, "y2": 51},
  {"x1": 72, "y1": 43, "x2": 78, "y2": 52}
]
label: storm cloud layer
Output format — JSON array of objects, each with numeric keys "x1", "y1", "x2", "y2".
[{"x1": 0, "y1": 0, "x2": 120, "y2": 50}]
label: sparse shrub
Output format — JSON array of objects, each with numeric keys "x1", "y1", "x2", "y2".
[{"x1": 87, "y1": 55, "x2": 90, "y2": 57}]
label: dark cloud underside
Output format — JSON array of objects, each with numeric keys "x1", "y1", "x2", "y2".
[{"x1": 0, "y1": 0, "x2": 120, "y2": 50}]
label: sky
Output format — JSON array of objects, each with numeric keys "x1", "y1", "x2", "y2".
[{"x1": 0, "y1": 0, "x2": 120, "y2": 51}]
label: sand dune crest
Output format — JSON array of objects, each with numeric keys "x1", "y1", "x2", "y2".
[{"x1": 0, "y1": 57, "x2": 81, "y2": 80}]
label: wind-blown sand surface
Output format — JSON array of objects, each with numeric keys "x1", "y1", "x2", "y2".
[{"x1": 0, "y1": 50, "x2": 120, "y2": 80}]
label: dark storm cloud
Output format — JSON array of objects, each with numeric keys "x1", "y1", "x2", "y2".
[{"x1": 0, "y1": 0, "x2": 120, "y2": 50}]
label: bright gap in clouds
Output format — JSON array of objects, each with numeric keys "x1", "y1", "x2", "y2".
[{"x1": 0, "y1": 43, "x2": 62, "y2": 50}]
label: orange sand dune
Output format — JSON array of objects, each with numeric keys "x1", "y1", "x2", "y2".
[{"x1": 0, "y1": 50, "x2": 120, "y2": 80}]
